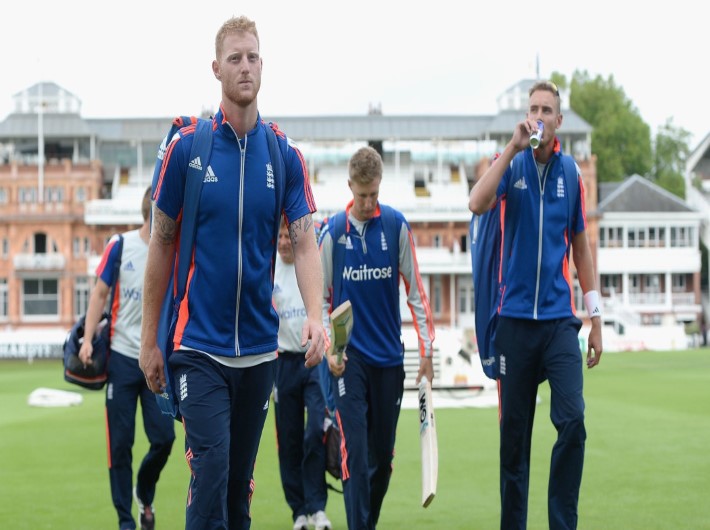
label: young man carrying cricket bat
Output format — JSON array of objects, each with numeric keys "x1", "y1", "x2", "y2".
[{"x1": 318, "y1": 146, "x2": 436, "y2": 529}]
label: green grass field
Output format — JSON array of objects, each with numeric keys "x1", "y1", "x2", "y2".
[{"x1": 1, "y1": 349, "x2": 709, "y2": 529}]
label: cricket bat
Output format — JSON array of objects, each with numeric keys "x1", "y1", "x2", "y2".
[
  {"x1": 418, "y1": 375, "x2": 438, "y2": 508},
  {"x1": 329, "y1": 300, "x2": 353, "y2": 364}
]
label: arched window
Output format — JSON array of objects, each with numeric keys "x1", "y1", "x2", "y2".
[{"x1": 34, "y1": 232, "x2": 47, "y2": 254}]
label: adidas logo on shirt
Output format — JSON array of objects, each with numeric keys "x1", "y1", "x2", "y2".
[
  {"x1": 123, "y1": 261, "x2": 135, "y2": 272},
  {"x1": 189, "y1": 156, "x2": 202, "y2": 171},
  {"x1": 337, "y1": 234, "x2": 348, "y2": 245},
  {"x1": 514, "y1": 178, "x2": 527, "y2": 190},
  {"x1": 203, "y1": 165, "x2": 217, "y2": 183}
]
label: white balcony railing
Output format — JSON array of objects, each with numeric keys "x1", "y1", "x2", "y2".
[{"x1": 13, "y1": 253, "x2": 65, "y2": 270}]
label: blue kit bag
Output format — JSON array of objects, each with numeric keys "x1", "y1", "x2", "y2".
[{"x1": 63, "y1": 234, "x2": 123, "y2": 390}]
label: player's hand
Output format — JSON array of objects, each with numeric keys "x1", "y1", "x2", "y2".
[
  {"x1": 302, "y1": 318, "x2": 325, "y2": 368},
  {"x1": 510, "y1": 119, "x2": 536, "y2": 152},
  {"x1": 416, "y1": 356, "x2": 434, "y2": 385},
  {"x1": 586, "y1": 319, "x2": 603, "y2": 368},
  {"x1": 78, "y1": 341, "x2": 94, "y2": 368},
  {"x1": 139, "y1": 344, "x2": 166, "y2": 394},
  {"x1": 327, "y1": 349, "x2": 347, "y2": 377}
]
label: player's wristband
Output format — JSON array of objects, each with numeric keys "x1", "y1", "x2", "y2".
[{"x1": 584, "y1": 290, "x2": 602, "y2": 319}]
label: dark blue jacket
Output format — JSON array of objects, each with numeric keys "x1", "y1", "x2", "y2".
[{"x1": 153, "y1": 107, "x2": 316, "y2": 357}]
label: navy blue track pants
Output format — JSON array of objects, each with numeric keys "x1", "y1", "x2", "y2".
[
  {"x1": 495, "y1": 316, "x2": 585, "y2": 530},
  {"x1": 169, "y1": 350, "x2": 275, "y2": 530},
  {"x1": 274, "y1": 351, "x2": 327, "y2": 520},
  {"x1": 332, "y1": 352, "x2": 404, "y2": 530},
  {"x1": 106, "y1": 351, "x2": 175, "y2": 530}
]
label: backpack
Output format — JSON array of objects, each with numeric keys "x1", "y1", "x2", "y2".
[
  {"x1": 152, "y1": 116, "x2": 287, "y2": 418},
  {"x1": 470, "y1": 154, "x2": 578, "y2": 380},
  {"x1": 63, "y1": 234, "x2": 123, "y2": 390}
]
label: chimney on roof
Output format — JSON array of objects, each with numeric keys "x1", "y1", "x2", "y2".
[{"x1": 367, "y1": 102, "x2": 382, "y2": 115}]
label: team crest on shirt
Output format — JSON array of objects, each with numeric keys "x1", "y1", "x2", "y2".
[{"x1": 266, "y1": 163, "x2": 275, "y2": 189}]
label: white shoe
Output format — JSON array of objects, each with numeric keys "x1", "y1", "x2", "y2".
[
  {"x1": 293, "y1": 514, "x2": 309, "y2": 530},
  {"x1": 311, "y1": 510, "x2": 332, "y2": 530}
]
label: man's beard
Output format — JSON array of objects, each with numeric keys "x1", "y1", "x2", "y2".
[{"x1": 226, "y1": 78, "x2": 260, "y2": 107}]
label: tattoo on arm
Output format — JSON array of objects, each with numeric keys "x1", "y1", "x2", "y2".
[
  {"x1": 289, "y1": 214, "x2": 313, "y2": 248},
  {"x1": 152, "y1": 205, "x2": 177, "y2": 245}
]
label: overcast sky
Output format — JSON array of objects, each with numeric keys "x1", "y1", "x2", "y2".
[{"x1": 2, "y1": 0, "x2": 707, "y2": 146}]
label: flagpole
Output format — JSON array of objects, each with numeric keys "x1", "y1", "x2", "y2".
[{"x1": 37, "y1": 81, "x2": 44, "y2": 204}]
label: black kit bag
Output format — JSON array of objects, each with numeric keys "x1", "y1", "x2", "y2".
[
  {"x1": 63, "y1": 234, "x2": 123, "y2": 390},
  {"x1": 325, "y1": 420, "x2": 341, "y2": 480}
]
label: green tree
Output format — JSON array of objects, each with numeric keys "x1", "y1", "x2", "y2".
[
  {"x1": 550, "y1": 72, "x2": 567, "y2": 91},
  {"x1": 568, "y1": 71, "x2": 652, "y2": 182},
  {"x1": 653, "y1": 118, "x2": 690, "y2": 198}
]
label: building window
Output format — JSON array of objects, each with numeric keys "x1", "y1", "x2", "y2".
[
  {"x1": 84, "y1": 237, "x2": 91, "y2": 255},
  {"x1": 73, "y1": 237, "x2": 80, "y2": 257},
  {"x1": 34, "y1": 233, "x2": 47, "y2": 254},
  {"x1": 432, "y1": 234, "x2": 442, "y2": 248},
  {"x1": 75, "y1": 187, "x2": 86, "y2": 203},
  {"x1": 0, "y1": 187, "x2": 7, "y2": 204},
  {"x1": 460, "y1": 233, "x2": 469, "y2": 253},
  {"x1": 600, "y1": 226, "x2": 623, "y2": 248},
  {"x1": 22, "y1": 278, "x2": 59, "y2": 317},
  {"x1": 0, "y1": 278, "x2": 7, "y2": 319},
  {"x1": 644, "y1": 274, "x2": 661, "y2": 293},
  {"x1": 458, "y1": 276, "x2": 474, "y2": 315},
  {"x1": 648, "y1": 226, "x2": 666, "y2": 247},
  {"x1": 74, "y1": 277, "x2": 90, "y2": 317},
  {"x1": 19, "y1": 187, "x2": 37, "y2": 203},
  {"x1": 629, "y1": 274, "x2": 640, "y2": 293},
  {"x1": 44, "y1": 187, "x2": 54, "y2": 203},
  {"x1": 627, "y1": 227, "x2": 649, "y2": 248},
  {"x1": 601, "y1": 274, "x2": 621, "y2": 296},
  {"x1": 1, "y1": 238, "x2": 7, "y2": 259},
  {"x1": 672, "y1": 274, "x2": 687, "y2": 292},
  {"x1": 671, "y1": 226, "x2": 692, "y2": 248},
  {"x1": 433, "y1": 275, "x2": 442, "y2": 316}
]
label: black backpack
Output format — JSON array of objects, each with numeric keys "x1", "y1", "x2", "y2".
[{"x1": 63, "y1": 234, "x2": 123, "y2": 390}]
